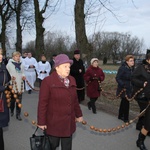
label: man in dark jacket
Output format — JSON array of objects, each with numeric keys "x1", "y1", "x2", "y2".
[
  {"x1": 116, "y1": 55, "x2": 135, "y2": 123},
  {"x1": 49, "y1": 54, "x2": 57, "y2": 69},
  {"x1": 132, "y1": 53, "x2": 150, "y2": 150},
  {"x1": 70, "y1": 50, "x2": 85, "y2": 103}
]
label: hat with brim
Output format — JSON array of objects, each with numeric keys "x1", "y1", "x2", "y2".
[
  {"x1": 54, "y1": 54, "x2": 73, "y2": 68},
  {"x1": 74, "y1": 50, "x2": 80, "y2": 54}
]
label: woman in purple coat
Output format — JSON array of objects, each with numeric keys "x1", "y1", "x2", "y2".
[
  {"x1": 37, "y1": 54, "x2": 83, "y2": 150},
  {"x1": 84, "y1": 58, "x2": 105, "y2": 114}
]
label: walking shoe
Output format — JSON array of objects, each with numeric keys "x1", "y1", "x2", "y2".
[
  {"x1": 28, "y1": 90, "x2": 32, "y2": 94},
  {"x1": 87, "y1": 102, "x2": 91, "y2": 110}
]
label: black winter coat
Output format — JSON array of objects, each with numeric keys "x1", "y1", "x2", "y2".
[
  {"x1": 132, "y1": 61, "x2": 150, "y2": 100},
  {"x1": 70, "y1": 58, "x2": 85, "y2": 88},
  {"x1": 116, "y1": 62, "x2": 134, "y2": 98},
  {"x1": 0, "y1": 61, "x2": 11, "y2": 127}
]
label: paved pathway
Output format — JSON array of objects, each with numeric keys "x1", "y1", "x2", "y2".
[{"x1": 3, "y1": 91, "x2": 150, "y2": 150}]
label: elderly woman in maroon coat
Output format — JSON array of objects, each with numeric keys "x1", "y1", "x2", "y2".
[
  {"x1": 37, "y1": 54, "x2": 83, "y2": 150},
  {"x1": 84, "y1": 58, "x2": 105, "y2": 114}
]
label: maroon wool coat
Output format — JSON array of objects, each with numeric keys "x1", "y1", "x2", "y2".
[
  {"x1": 38, "y1": 71, "x2": 83, "y2": 137},
  {"x1": 84, "y1": 65, "x2": 105, "y2": 98}
]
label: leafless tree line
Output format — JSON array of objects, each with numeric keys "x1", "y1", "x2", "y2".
[{"x1": 0, "y1": 0, "x2": 145, "y2": 61}]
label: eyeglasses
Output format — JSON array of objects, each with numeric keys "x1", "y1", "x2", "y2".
[{"x1": 128, "y1": 60, "x2": 134, "y2": 62}]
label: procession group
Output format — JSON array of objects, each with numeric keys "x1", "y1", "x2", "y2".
[{"x1": 0, "y1": 48, "x2": 150, "y2": 150}]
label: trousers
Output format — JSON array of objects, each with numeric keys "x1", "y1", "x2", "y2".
[
  {"x1": 10, "y1": 94, "x2": 22, "y2": 114},
  {"x1": 0, "y1": 127, "x2": 4, "y2": 150},
  {"x1": 48, "y1": 135, "x2": 72, "y2": 150},
  {"x1": 118, "y1": 98, "x2": 129, "y2": 121}
]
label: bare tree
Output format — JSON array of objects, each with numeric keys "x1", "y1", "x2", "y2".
[
  {"x1": 74, "y1": 0, "x2": 138, "y2": 59},
  {"x1": 33, "y1": 0, "x2": 60, "y2": 60},
  {"x1": 74, "y1": 0, "x2": 92, "y2": 56},
  {"x1": 0, "y1": 0, "x2": 13, "y2": 55},
  {"x1": 91, "y1": 31, "x2": 144, "y2": 63},
  {"x1": 7, "y1": 0, "x2": 31, "y2": 53}
]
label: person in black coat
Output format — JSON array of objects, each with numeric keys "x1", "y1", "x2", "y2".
[
  {"x1": 132, "y1": 53, "x2": 150, "y2": 150},
  {"x1": 0, "y1": 50, "x2": 11, "y2": 150},
  {"x1": 116, "y1": 55, "x2": 135, "y2": 123},
  {"x1": 50, "y1": 54, "x2": 57, "y2": 69},
  {"x1": 70, "y1": 50, "x2": 85, "y2": 103}
]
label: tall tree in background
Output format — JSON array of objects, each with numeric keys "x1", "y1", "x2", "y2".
[
  {"x1": 7, "y1": 0, "x2": 31, "y2": 53},
  {"x1": 33, "y1": 0, "x2": 46, "y2": 59},
  {"x1": 74, "y1": 0, "x2": 91, "y2": 56},
  {"x1": 33, "y1": 0, "x2": 60, "y2": 60},
  {"x1": 0, "y1": 0, "x2": 13, "y2": 55},
  {"x1": 74, "y1": 0, "x2": 136, "y2": 59}
]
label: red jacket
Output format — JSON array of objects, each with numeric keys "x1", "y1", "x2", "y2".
[
  {"x1": 84, "y1": 65, "x2": 105, "y2": 98},
  {"x1": 37, "y1": 71, "x2": 83, "y2": 137}
]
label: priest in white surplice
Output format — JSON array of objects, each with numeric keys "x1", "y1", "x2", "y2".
[
  {"x1": 24, "y1": 52, "x2": 37, "y2": 94},
  {"x1": 36, "y1": 55, "x2": 51, "y2": 87}
]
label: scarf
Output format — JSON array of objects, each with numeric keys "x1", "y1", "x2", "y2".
[
  {"x1": 12, "y1": 61, "x2": 21, "y2": 71},
  {"x1": 58, "y1": 75, "x2": 70, "y2": 87}
]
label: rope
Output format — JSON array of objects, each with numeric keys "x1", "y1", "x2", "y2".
[
  {"x1": 25, "y1": 80, "x2": 39, "y2": 91},
  {"x1": 80, "y1": 103, "x2": 150, "y2": 133},
  {"x1": 22, "y1": 103, "x2": 150, "y2": 133}
]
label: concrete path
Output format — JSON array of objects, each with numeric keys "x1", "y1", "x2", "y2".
[{"x1": 3, "y1": 91, "x2": 150, "y2": 150}]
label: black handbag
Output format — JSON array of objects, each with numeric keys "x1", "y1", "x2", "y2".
[{"x1": 30, "y1": 127, "x2": 51, "y2": 150}]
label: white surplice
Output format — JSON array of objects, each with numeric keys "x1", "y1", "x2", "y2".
[
  {"x1": 24, "y1": 57, "x2": 37, "y2": 91},
  {"x1": 36, "y1": 61, "x2": 51, "y2": 80}
]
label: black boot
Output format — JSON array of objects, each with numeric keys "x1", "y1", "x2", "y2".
[
  {"x1": 11, "y1": 111, "x2": 14, "y2": 117},
  {"x1": 16, "y1": 114, "x2": 22, "y2": 121},
  {"x1": 87, "y1": 102, "x2": 91, "y2": 110},
  {"x1": 136, "y1": 132, "x2": 147, "y2": 150},
  {"x1": 90, "y1": 98, "x2": 97, "y2": 114},
  {"x1": 91, "y1": 102, "x2": 96, "y2": 114},
  {"x1": 92, "y1": 105, "x2": 96, "y2": 114}
]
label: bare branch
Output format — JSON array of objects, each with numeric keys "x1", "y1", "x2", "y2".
[
  {"x1": 98, "y1": 0, "x2": 121, "y2": 22},
  {"x1": 41, "y1": 0, "x2": 49, "y2": 14}
]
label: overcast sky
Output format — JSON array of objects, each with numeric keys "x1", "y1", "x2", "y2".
[{"x1": 23, "y1": 0, "x2": 150, "y2": 53}]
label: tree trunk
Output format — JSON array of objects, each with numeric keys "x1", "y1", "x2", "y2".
[
  {"x1": 1, "y1": 17, "x2": 6, "y2": 55},
  {"x1": 74, "y1": 0, "x2": 91, "y2": 58},
  {"x1": 34, "y1": 0, "x2": 45, "y2": 60},
  {"x1": 16, "y1": 12, "x2": 22, "y2": 53}
]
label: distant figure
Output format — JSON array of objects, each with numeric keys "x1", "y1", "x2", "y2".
[
  {"x1": 50, "y1": 54, "x2": 57, "y2": 69},
  {"x1": 70, "y1": 50, "x2": 85, "y2": 103},
  {"x1": 21, "y1": 51, "x2": 28, "y2": 59},
  {"x1": 2, "y1": 55, "x2": 8, "y2": 66},
  {"x1": 24, "y1": 52, "x2": 37, "y2": 94},
  {"x1": 116, "y1": 55, "x2": 134, "y2": 123},
  {"x1": 20, "y1": 51, "x2": 27, "y2": 65},
  {"x1": 20, "y1": 51, "x2": 27, "y2": 89},
  {"x1": 0, "y1": 49, "x2": 8, "y2": 65},
  {"x1": 84, "y1": 58, "x2": 105, "y2": 114},
  {"x1": 36, "y1": 55, "x2": 51, "y2": 87}
]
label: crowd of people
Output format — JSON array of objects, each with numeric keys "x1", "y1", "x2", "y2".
[{"x1": 0, "y1": 47, "x2": 150, "y2": 150}]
